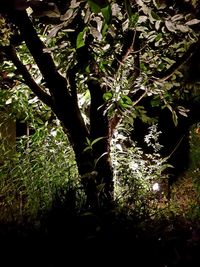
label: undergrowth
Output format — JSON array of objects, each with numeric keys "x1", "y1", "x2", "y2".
[
  {"x1": 0, "y1": 121, "x2": 199, "y2": 226},
  {"x1": 0, "y1": 124, "x2": 83, "y2": 223}
]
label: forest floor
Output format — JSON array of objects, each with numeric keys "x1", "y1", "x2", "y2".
[
  {"x1": 0, "y1": 172, "x2": 199, "y2": 267},
  {"x1": 0, "y1": 201, "x2": 199, "y2": 266},
  {"x1": 0, "y1": 214, "x2": 199, "y2": 267}
]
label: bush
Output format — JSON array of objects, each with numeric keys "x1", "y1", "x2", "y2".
[
  {"x1": 111, "y1": 124, "x2": 170, "y2": 219},
  {"x1": 0, "y1": 123, "x2": 84, "y2": 223}
]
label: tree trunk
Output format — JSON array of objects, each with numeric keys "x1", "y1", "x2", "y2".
[
  {"x1": 87, "y1": 79, "x2": 114, "y2": 210},
  {"x1": 6, "y1": 9, "x2": 114, "y2": 211}
]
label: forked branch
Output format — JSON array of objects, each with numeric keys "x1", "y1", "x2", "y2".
[{"x1": 2, "y1": 45, "x2": 54, "y2": 108}]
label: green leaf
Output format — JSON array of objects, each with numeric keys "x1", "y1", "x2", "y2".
[
  {"x1": 155, "y1": 32, "x2": 162, "y2": 41},
  {"x1": 153, "y1": 0, "x2": 167, "y2": 9},
  {"x1": 151, "y1": 11, "x2": 161, "y2": 20},
  {"x1": 151, "y1": 98, "x2": 160, "y2": 107},
  {"x1": 103, "y1": 92, "x2": 113, "y2": 101},
  {"x1": 130, "y1": 13, "x2": 139, "y2": 27},
  {"x1": 102, "y1": 23, "x2": 108, "y2": 37},
  {"x1": 36, "y1": 118, "x2": 44, "y2": 125},
  {"x1": 91, "y1": 137, "x2": 105, "y2": 147},
  {"x1": 83, "y1": 146, "x2": 92, "y2": 152},
  {"x1": 125, "y1": 0, "x2": 132, "y2": 18},
  {"x1": 76, "y1": 31, "x2": 85, "y2": 49},
  {"x1": 172, "y1": 110, "x2": 178, "y2": 126},
  {"x1": 118, "y1": 95, "x2": 133, "y2": 109},
  {"x1": 87, "y1": 0, "x2": 101, "y2": 13},
  {"x1": 99, "y1": 61, "x2": 105, "y2": 71},
  {"x1": 121, "y1": 95, "x2": 132, "y2": 105},
  {"x1": 86, "y1": 137, "x2": 91, "y2": 146},
  {"x1": 140, "y1": 62, "x2": 148, "y2": 72},
  {"x1": 101, "y1": 5, "x2": 112, "y2": 24},
  {"x1": 85, "y1": 65, "x2": 90, "y2": 73},
  {"x1": 83, "y1": 137, "x2": 92, "y2": 152}
]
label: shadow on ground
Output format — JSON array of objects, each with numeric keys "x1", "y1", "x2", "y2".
[{"x1": 0, "y1": 204, "x2": 199, "y2": 267}]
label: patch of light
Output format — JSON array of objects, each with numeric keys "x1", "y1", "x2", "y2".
[
  {"x1": 115, "y1": 143, "x2": 123, "y2": 152},
  {"x1": 152, "y1": 182, "x2": 160, "y2": 191},
  {"x1": 50, "y1": 130, "x2": 57, "y2": 137},
  {"x1": 129, "y1": 162, "x2": 139, "y2": 171}
]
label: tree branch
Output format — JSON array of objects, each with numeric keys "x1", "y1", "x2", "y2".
[
  {"x1": 2, "y1": 45, "x2": 54, "y2": 107},
  {"x1": 111, "y1": 29, "x2": 136, "y2": 72},
  {"x1": 9, "y1": 9, "x2": 69, "y2": 98},
  {"x1": 153, "y1": 36, "x2": 200, "y2": 82},
  {"x1": 67, "y1": 66, "x2": 78, "y2": 102},
  {"x1": 110, "y1": 31, "x2": 141, "y2": 136},
  {"x1": 131, "y1": 31, "x2": 140, "y2": 82},
  {"x1": 109, "y1": 90, "x2": 147, "y2": 138}
]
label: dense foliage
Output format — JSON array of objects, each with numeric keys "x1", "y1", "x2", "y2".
[
  {"x1": 0, "y1": 3, "x2": 200, "y2": 267},
  {"x1": 0, "y1": 0, "x2": 200, "y2": 212}
]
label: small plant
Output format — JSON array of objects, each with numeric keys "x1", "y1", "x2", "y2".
[{"x1": 111, "y1": 124, "x2": 170, "y2": 218}]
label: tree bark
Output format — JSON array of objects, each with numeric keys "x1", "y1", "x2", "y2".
[{"x1": 88, "y1": 79, "x2": 114, "y2": 210}]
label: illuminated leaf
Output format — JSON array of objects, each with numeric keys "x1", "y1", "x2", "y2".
[
  {"x1": 176, "y1": 24, "x2": 189, "y2": 33},
  {"x1": 186, "y1": 19, "x2": 200, "y2": 25},
  {"x1": 76, "y1": 31, "x2": 85, "y2": 49},
  {"x1": 103, "y1": 92, "x2": 113, "y2": 101},
  {"x1": 172, "y1": 110, "x2": 178, "y2": 126},
  {"x1": 165, "y1": 20, "x2": 176, "y2": 32}
]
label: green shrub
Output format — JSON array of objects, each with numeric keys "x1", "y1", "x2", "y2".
[
  {"x1": 111, "y1": 124, "x2": 170, "y2": 219},
  {"x1": 0, "y1": 123, "x2": 84, "y2": 223}
]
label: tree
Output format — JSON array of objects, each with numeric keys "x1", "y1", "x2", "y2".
[{"x1": 1, "y1": 0, "x2": 200, "y2": 210}]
